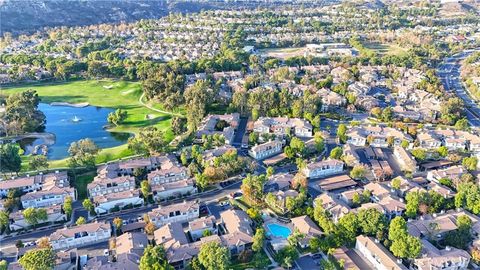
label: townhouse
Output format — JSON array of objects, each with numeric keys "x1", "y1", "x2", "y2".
[
  {"x1": 301, "y1": 159, "x2": 344, "y2": 179},
  {"x1": 9, "y1": 204, "x2": 66, "y2": 231},
  {"x1": 151, "y1": 179, "x2": 197, "y2": 201},
  {"x1": 314, "y1": 193, "x2": 351, "y2": 222},
  {"x1": 346, "y1": 126, "x2": 412, "y2": 148},
  {"x1": 147, "y1": 155, "x2": 188, "y2": 186},
  {"x1": 49, "y1": 222, "x2": 112, "y2": 250},
  {"x1": 355, "y1": 235, "x2": 408, "y2": 270},
  {"x1": 248, "y1": 140, "x2": 283, "y2": 160},
  {"x1": 0, "y1": 171, "x2": 69, "y2": 197},
  {"x1": 97, "y1": 156, "x2": 170, "y2": 179},
  {"x1": 253, "y1": 117, "x2": 313, "y2": 138},
  {"x1": 188, "y1": 216, "x2": 217, "y2": 241},
  {"x1": 147, "y1": 201, "x2": 199, "y2": 227},
  {"x1": 21, "y1": 186, "x2": 76, "y2": 208},
  {"x1": 93, "y1": 189, "x2": 143, "y2": 214},
  {"x1": 393, "y1": 146, "x2": 417, "y2": 173},
  {"x1": 426, "y1": 165, "x2": 465, "y2": 183},
  {"x1": 196, "y1": 113, "x2": 240, "y2": 144},
  {"x1": 414, "y1": 240, "x2": 471, "y2": 270},
  {"x1": 290, "y1": 215, "x2": 323, "y2": 248},
  {"x1": 264, "y1": 173, "x2": 293, "y2": 193},
  {"x1": 115, "y1": 232, "x2": 148, "y2": 257},
  {"x1": 87, "y1": 175, "x2": 135, "y2": 198},
  {"x1": 417, "y1": 129, "x2": 480, "y2": 152},
  {"x1": 202, "y1": 145, "x2": 237, "y2": 165}
]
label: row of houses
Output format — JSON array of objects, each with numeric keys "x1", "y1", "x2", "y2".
[{"x1": 88, "y1": 155, "x2": 196, "y2": 214}]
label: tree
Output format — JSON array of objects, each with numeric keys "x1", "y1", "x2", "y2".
[
  {"x1": 462, "y1": 156, "x2": 478, "y2": 171},
  {"x1": 292, "y1": 172, "x2": 308, "y2": 189},
  {"x1": 455, "y1": 182, "x2": 480, "y2": 214},
  {"x1": 82, "y1": 198, "x2": 94, "y2": 214},
  {"x1": 0, "y1": 260, "x2": 7, "y2": 270},
  {"x1": 329, "y1": 146, "x2": 343, "y2": 159},
  {"x1": 266, "y1": 166, "x2": 275, "y2": 177},
  {"x1": 198, "y1": 241, "x2": 230, "y2": 270},
  {"x1": 436, "y1": 146, "x2": 448, "y2": 158},
  {"x1": 350, "y1": 165, "x2": 366, "y2": 180},
  {"x1": 68, "y1": 138, "x2": 99, "y2": 168},
  {"x1": 145, "y1": 222, "x2": 156, "y2": 235},
  {"x1": 140, "y1": 180, "x2": 150, "y2": 202},
  {"x1": 113, "y1": 217, "x2": 123, "y2": 232},
  {"x1": 391, "y1": 177, "x2": 402, "y2": 190},
  {"x1": 455, "y1": 118, "x2": 469, "y2": 130},
  {"x1": 241, "y1": 174, "x2": 266, "y2": 205},
  {"x1": 139, "y1": 245, "x2": 173, "y2": 270},
  {"x1": 37, "y1": 237, "x2": 51, "y2": 249},
  {"x1": 389, "y1": 234, "x2": 422, "y2": 259},
  {"x1": 23, "y1": 208, "x2": 47, "y2": 227},
  {"x1": 252, "y1": 228, "x2": 266, "y2": 252},
  {"x1": 18, "y1": 248, "x2": 55, "y2": 270},
  {"x1": 357, "y1": 208, "x2": 387, "y2": 237},
  {"x1": 4, "y1": 90, "x2": 46, "y2": 135},
  {"x1": 314, "y1": 132, "x2": 325, "y2": 153},
  {"x1": 411, "y1": 148, "x2": 427, "y2": 161},
  {"x1": 290, "y1": 137, "x2": 305, "y2": 157},
  {"x1": 338, "y1": 212, "x2": 359, "y2": 245},
  {"x1": 337, "y1": 124, "x2": 347, "y2": 143},
  {"x1": 63, "y1": 196, "x2": 73, "y2": 219},
  {"x1": 29, "y1": 155, "x2": 49, "y2": 171},
  {"x1": 107, "y1": 109, "x2": 128, "y2": 126},
  {"x1": 405, "y1": 191, "x2": 421, "y2": 218},
  {"x1": 171, "y1": 117, "x2": 187, "y2": 135},
  {"x1": 444, "y1": 215, "x2": 472, "y2": 249},
  {"x1": 128, "y1": 127, "x2": 165, "y2": 155},
  {"x1": 195, "y1": 173, "x2": 208, "y2": 190},
  {"x1": 0, "y1": 210, "x2": 9, "y2": 233},
  {"x1": 0, "y1": 143, "x2": 22, "y2": 175},
  {"x1": 76, "y1": 216, "x2": 86, "y2": 225},
  {"x1": 381, "y1": 107, "x2": 393, "y2": 122}
]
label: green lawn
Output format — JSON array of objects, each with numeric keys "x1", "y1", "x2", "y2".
[
  {"x1": 2, "y1": 79, "x2": 178, "y2": 169},
  {"x1": 74, "y1": 172, "x2": 96, "y2": 200},
  {"x1": 364, "y1": 42, "x2": 409, "y2": 57}
]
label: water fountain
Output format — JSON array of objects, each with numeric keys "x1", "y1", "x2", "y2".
[{"x1": 72, "y1": 115, "x2": 82, "y2": 122}]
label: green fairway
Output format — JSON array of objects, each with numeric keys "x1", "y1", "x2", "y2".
[
  {"x1": 2, "y1": 79, "x2": 178, "y2": 168},
  {"x1": 364, "y1": 42, "x2": 409, "y2": 57}
]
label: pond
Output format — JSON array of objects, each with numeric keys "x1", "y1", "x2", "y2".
[{"x1": 19, "y1": 103, "x2": 131, "y2": 160}]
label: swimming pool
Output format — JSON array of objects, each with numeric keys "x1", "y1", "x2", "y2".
[{"x1": 266, "y1": 223, "x2": 292, "y2": 239}]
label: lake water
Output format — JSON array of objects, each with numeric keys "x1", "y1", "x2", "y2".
[{"x1": 20, "y1": 103, "x2": 130, "y2": 160}]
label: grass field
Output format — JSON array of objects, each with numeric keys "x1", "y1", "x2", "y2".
[
  {"x1": 364, "y1": 42, "x2": 409, "y2": 57},
  {"x1": 74, "y1": 172, "x2": 96, "y2": 200},
  {"x1": 258, "y1": 47, "x2": 306, "y2": 59},
  {"x1": 2, "y1": 79, "x2": 178, "y2": 169}
]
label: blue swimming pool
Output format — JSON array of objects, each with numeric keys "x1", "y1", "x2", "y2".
[{"x1": 266, "y1": 223, "x2": 292, "y2": 239}]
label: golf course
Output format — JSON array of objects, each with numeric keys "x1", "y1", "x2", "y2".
[{"x1": 2, "y1": 79, "x2": 179, "y2": 169}]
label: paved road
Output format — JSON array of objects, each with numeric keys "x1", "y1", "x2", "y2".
[{"x1": 437, "y1": 48, "x2": 480, "y2": 126}]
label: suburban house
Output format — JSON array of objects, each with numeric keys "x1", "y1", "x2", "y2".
[
  {"x1": 9, "y1": 204, "x2": 66, "y2": 231},
  {"x1": 93, "y1": 189, "x2": 143, "y2": 214},
  {"x1": 147, "y1": 201, "x2": 199, "y2": 227},
  {"x1": 264, "y1": 173, "x2": 293, "y2": 193},
  {"x1": 202, "y1": 145, "x2": 237, "y2": 165},
  {"x1": 270, "y1": 189, "x2": 299, "y2": 213},
  {"x1": 49, "y1": 222, "x2": 112, "y2": 250},
  {"x1": 393, "y1": 146, "x2": 417, "y2": 173},
  {"x1": 317, "y1": 88, "x2": 347, "y2": 112},
  {"x1": 413, "y1": 239, "x2": 471, "y2": 270},
  {"x1": 21, "y1": 186, "x2": 76, "y2": 208},
  {"x1": 301, "y1": 159, "x2": 344, "y2": 179},
  {"x1": 248, "y1": 140, "x2": 283, "y2": 160},
  {"x1": 355, "y1": 235, "x2": 408, "y2": 270},
  {"x1": 87, "y1": 175, "x2": 135, "y2": 197},
  {"x1": 188, "y1": 216, "x2": 217, "y2": 241},
  {"x1": 253, "y1": 117, "x2": 313, "y2": 138},
  {"x1": 290, "y1": 215, "x2": 323, "y2": 248},
  {"x1": 0, "y1": 171, "x2": 69, "y2": 197},
  {"x1": 196, "y1": 113, "x2": 240, "y2": 144}
]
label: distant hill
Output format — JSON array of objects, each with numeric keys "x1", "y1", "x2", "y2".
[{"x1": 0, "y1": 0, "x2": 217, "y2": 35}]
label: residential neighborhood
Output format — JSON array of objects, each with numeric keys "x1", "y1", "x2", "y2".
[{"x1": 1, "y1": 0, "x2": 480, "y2": 270}]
